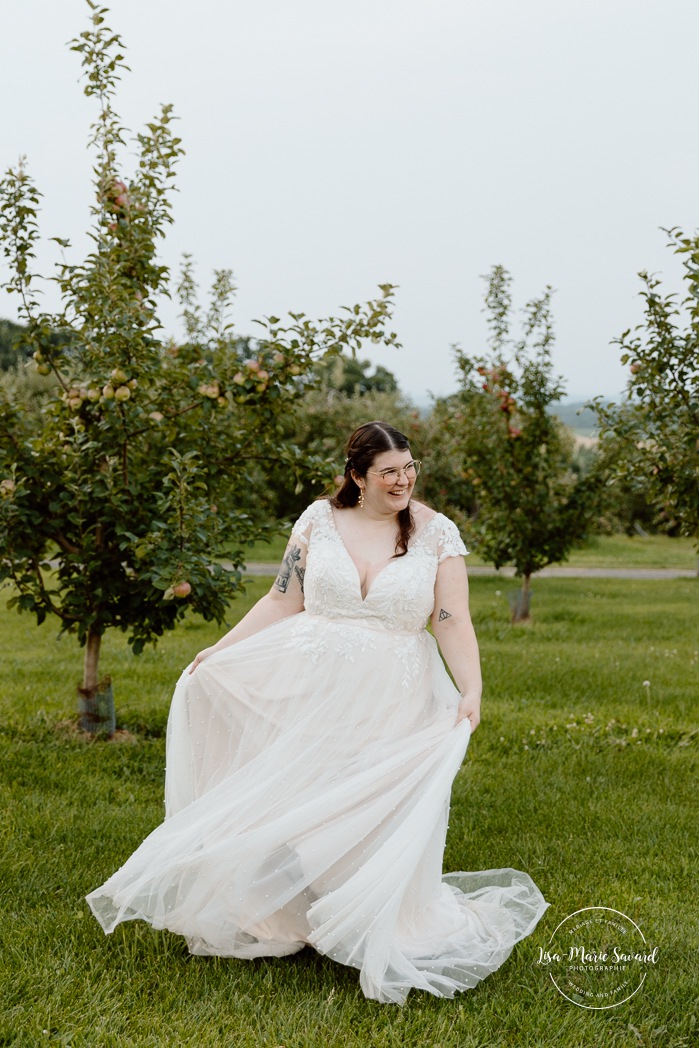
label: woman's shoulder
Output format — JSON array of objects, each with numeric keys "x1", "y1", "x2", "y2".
[
  {"x1": 410, "y1": 500, "x2": 438, "y2": 528},
  {"x1": 411, "y1": 502, "x2": 468, "y2": 559},
  {"x1": 290, "y1": 498, "x2": 331, "y2": 542}
]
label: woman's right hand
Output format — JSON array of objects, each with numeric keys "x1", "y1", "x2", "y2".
[{"x1": 188, "y1": 646, "x2": 218, "y2": 674}]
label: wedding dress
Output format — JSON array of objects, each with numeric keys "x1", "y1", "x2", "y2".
[{"x1": 86, "y1": 499, "x2": 548, "y2": 1004}]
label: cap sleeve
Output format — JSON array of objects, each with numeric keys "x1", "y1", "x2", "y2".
[
  {"x1": 435, "y1": 515, "x2": 469, "y2": 563},
  {"x1": 289, "y1": 500, "x2": 326, "y2": 547}
]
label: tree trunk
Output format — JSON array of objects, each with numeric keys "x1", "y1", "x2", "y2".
[
  {"x1": 77, "y1": 628, "x2": 115, "y2": 736},
  {"x1": 511, "y1": 573, "x2": 532, "y2": 624},
  {"x1": 83, "y1": 628, "x2": 102, "y2": 693}
]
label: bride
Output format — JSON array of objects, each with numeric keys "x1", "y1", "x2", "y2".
[{"x1": 87, "y1": 420, "x2": 548, "y2": 1004}]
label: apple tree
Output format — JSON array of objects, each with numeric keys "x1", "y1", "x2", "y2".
[
  {"x1": 592, "y1": 228, "x2": 699, "y2": 555},
  {"x1": 0, "y1": 2, "x2": 399, "y2": 732},
  {"x1": 444, "y1": 265, "x2": 600, "y2": 621}
]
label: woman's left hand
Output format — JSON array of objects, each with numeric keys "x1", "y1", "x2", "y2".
[{"x1": 456, "y1": 692, "x2": 481, "y2": 731}]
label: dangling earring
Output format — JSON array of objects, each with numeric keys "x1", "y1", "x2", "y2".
[{"x1": 358, "y1": 489, "x2": 365, "y2": 509}]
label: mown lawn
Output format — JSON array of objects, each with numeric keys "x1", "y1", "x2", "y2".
[{"x1": 0, "y1": 576, "x2": 696, "y2": 1047}]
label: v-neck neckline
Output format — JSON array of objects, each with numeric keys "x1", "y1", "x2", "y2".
[{"x1": 326, "y1": 502, "x2": 439, "y2": 603}]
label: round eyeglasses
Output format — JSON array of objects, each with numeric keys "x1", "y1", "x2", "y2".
[{"x1": 365, "y1": 460, "x2": 421, "y2": 484}]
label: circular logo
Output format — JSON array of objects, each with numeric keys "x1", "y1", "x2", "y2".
[{"x1": 539, "y1": 907, "x2": 658, "y2": 1010}]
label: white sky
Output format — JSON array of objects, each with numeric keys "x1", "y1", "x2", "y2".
[{"x1": 2, "y1": 0, "x2": 698, "y2": 403}]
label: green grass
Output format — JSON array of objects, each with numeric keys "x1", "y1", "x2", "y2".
[
  {"x1": 560, "y1": 533, "x2": 696, "y2": 570},
  {"x1": 243, "y1": 529, "x2": 697, "y2": 571},
  {"x1": 1, "y1": 576, "x2": 697, "y2": 1047}
]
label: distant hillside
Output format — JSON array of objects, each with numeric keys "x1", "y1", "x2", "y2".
[{"x1": 550, "y1": 400, "x2": 606, "y2": 437}]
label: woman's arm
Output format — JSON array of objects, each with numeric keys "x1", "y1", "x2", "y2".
[
  {"x1": 430, "y1": 555, "x2": 482, "y2": 729},
  {"x1": 189, "y1": 534, "x2": 307, "y2": 673}
]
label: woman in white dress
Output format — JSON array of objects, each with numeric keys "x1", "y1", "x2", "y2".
[{"x1": 87, "y1": 420, "x2": 548, "y2": 1004}]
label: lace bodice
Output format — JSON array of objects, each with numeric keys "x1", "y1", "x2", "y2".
[{"x1": 290, "y1": 499, "x2": 468, "y2": 633}]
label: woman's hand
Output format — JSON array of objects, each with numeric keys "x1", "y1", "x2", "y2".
[
  {"x1": 456, "y1": 691, "x2": 481, "y2": 731},
  {"x1": 188, "y1": 646, "x2": 219, "y2": 674}
]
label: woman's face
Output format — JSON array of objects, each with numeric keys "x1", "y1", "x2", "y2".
[{"x1": 357, "y1": 448, "x2": 417, "y2": 514}]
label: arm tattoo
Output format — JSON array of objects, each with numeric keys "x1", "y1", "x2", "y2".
[
  {"x1": 438, "y1": 608, "x2": 452, "y2": 622},
  {"x1": 294, "y1": 565, "x2": 305, "y2": 593},
  {"x1": 274, "y1": 544, "x2": 302, "y2": 593}
]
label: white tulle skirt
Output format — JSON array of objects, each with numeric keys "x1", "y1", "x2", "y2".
[{"x1": 87, "y1": 613, "x2": 549, "y2": 1003}]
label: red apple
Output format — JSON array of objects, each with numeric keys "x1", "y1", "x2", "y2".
[{"x1": 172, "y1": 581, "x2": 192, "y2": 598}]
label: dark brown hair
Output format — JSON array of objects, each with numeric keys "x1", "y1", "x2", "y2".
[{"x1": 330, "y1": 420, "x2": 416, "y2": 557}]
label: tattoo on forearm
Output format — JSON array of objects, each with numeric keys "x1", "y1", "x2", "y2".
[
  {"x1": 438, "y1": 608, "x2": 452, "y2": 621},
  {"x1": 274, "y1": 544, "x2": 302, "y2": 593},
  {"x1": 294, "y1": 565, "x2": 305, "y2": 593}
]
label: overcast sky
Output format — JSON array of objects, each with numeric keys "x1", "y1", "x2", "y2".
[{"x1": 3, "y1": 0, "x2": 698, "y2": 403}]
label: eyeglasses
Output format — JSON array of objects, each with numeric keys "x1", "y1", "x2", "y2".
[{"x1": 365, "y1": 460, "x2": 422, "y2": 483}]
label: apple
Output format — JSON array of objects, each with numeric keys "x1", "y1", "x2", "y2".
[
  {"x1": 630, "y1": 362, "x2": 641, "y2": 374},
  {"x1": 114, "y1": 385, "x2": 131, "y2": 401},
  {"x1": 0, "y1": 479, "x2": 16, "y2": 497},
  {"x1": 172, "y1": 581, "x2": 192, "y2": 598},
  {"x1": 246, "y1": 359, "x2": 260, "y2": 373},
  {"x1": 149, "y1": 411, "x2": 164, "y2": 421},
  {"x1": 36, "y1": 363, "x2": 51, "y2": 376},
  {"x1": 86, "y1": 387, "x2": 101, "y2": 402},
  {"x1": 114, "y1": 193, "x2": 129, "y2": 208},
  {"x1": 111, "y1": 368, "x2": 128, "y2": 385},
  {"x1": 232, "y1": 372, "x2": 245, "y2": 385}
]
